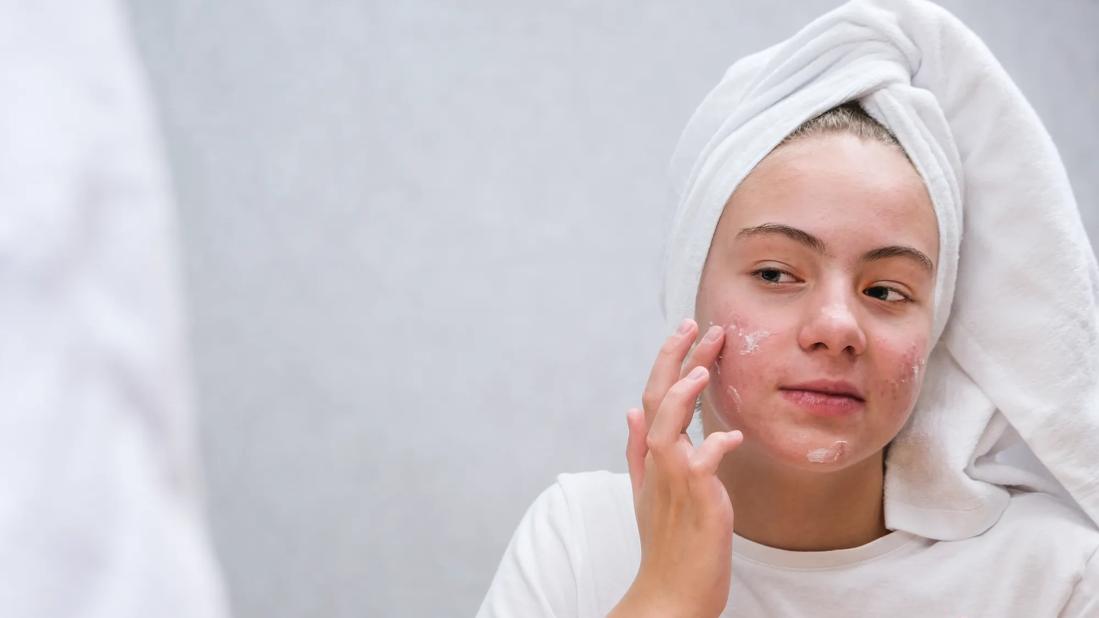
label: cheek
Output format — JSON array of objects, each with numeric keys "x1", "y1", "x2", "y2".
[
  {"x1": 869, "y1": 338, "x2": 928, "y2": 417},
  {"x1": 703, "y1": 314, "x2": 783, "y2": 427}
]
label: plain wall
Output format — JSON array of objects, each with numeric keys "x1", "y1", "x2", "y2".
[{"x1": 124, "y1": 2, "x2": 1098, "y2": 616}]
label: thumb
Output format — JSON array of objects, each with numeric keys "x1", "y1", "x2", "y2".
[{"x1": 625, "y1": 408, "x2": 648, "y2": 499}]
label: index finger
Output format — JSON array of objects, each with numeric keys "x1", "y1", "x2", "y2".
[
  {"x1": 641, "y1": 319, "x2": 697, "y2": 428},
  {"x1": 679, "y1": 323, "x2": 726, "y2": 381}
]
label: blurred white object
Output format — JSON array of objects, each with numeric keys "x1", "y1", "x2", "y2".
[{"x1": 0, "y1": 1, "x2": 228, "y2": 616}]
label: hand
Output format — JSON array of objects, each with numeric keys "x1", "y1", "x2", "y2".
[{"x1": 609, "y1": 319, "x2": 744, "y2": 618}]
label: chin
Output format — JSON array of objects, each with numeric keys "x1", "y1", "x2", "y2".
[{"x1": 708, "y1": 404, "x2": 879, "y2": 471}]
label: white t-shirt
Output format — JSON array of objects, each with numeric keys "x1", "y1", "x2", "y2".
[{"x1": 478, "y1": 471, "x2": 1099, "y2": 617}]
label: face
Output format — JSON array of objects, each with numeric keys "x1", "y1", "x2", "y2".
[{"x1": 696, "y1": 133, "x2": 938, "y2": 471}]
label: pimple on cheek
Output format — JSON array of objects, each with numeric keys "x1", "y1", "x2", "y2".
[
  {"x1": 878, "y1": 342, "x2": 928, "y2": 403},
  {"x1": 899, "y1": 344, "x2": 927, "y2": 384}
]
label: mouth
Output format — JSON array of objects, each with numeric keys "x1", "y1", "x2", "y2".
[
  {"x1": 779, "y1": 380, "x2": 865, "y2": 417},
  {"x1": 780, "y1": 379, "x2": 864, "y2": 401}
]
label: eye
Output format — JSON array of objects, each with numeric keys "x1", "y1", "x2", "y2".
[
  {"x1": 864, "y1": 285, "x2": 910, "y2": 303},
  {"x1": 751, "y1": 267, "x2": 797, "y2": 285}
]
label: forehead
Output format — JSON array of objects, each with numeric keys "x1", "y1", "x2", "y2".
[{"x1": 718, "y1": 134, "x2": 938, "y2": 258}]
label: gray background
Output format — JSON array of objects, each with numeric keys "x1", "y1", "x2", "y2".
[{"x1": 123, "y1": 2, "x2": 1098, "y2": 616}]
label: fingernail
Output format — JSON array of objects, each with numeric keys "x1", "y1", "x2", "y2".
[
  {"x1": 688, "y1": 366, "x2": 707, "y2": 380},
  {"x1": 702, "y1": 325, "x2": 722, "y2": 343},
  {"x1": 677, "y1": 319, "x2": 692, "y2": 335}
]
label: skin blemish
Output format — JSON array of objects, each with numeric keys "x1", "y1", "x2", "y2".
[
  {"x1": 806, "y1": 440, "x2": 848, "y2": 464},
  {"x1": 882, "y1": 343, "x2": 926, "y2": 400},
  {"x1": 898, "y1": 344, "x2": 925, "y2": 384}
]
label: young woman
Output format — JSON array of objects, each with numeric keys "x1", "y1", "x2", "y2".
[
  {"x1": 613, "y1": 104, "x2": 941, "y2": 616},
  {"x1": 479, "y1": 1, "x2": 1099, "y2": 615}
]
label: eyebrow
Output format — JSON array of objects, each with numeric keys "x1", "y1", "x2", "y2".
[{"x1": 736, "y1": 223, "x2": 935, "y2": 273}]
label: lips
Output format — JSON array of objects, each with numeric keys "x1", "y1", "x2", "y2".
[
  {"x1": 780, "y1": 379, "x2": 864, "y2": 401},
  {"x1": 780, "y1": 382, "x2": 865, "y2": 417}
]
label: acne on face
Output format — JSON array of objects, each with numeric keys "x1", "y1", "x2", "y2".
[
  {"x1": 899, "y1": 342, "x2": 927, "y2": 390},
  {"x1": 703, "y1": 310, "x2": 918, "y2": 444},
  {"x1": 702, "y1": 312, "x2": 782, "y2": 432},
  {"x1": 698, "y1": 312, "x2": 778, "y2": 433},
  {"x1": 703, "y1": 310, "x2": 927, "y2": 468}
]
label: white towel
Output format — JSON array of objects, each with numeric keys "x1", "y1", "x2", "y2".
[{"x1": 663, "y1": 0, "x2": 1099, "y2": 540}]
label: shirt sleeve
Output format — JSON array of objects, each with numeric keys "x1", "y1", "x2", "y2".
[
  {"x1": 476, "y1": 480, "x2": 581, "y2": 618},
  {"x1": 1060, "y1": 546, "x2": 1099, "y2": 617}
]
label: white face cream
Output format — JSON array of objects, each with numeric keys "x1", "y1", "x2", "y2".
[
  {"x1": 726, "y1": 385, "x2": 742, "y2": 406},
  {"x1": 724, "y1": 322, "x2": 772, "y2": 355},
  {"x1": 806, "y1": 440, "x2": 849, "y2": 464},
  {"x1": 739, "y1": 329, "x2": 772, "y2": 355}
]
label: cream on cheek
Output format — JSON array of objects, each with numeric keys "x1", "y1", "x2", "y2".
[
  {"x1": 700, "y1": 313, "x2": 780, "y2": 433},
  {"x1": 707, "y1": 325, "x2": 834, "y2": 463},
  {"x1": 728, "y1": 321, "x2": 773, "y2": 355},
  {"x1": 700, "y1": 313, "x2": 930, "y2": 467}
]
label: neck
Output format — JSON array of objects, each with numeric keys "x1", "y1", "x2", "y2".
[{"x1": 713, "y1": 429, "x2": 889, "y2": 552}]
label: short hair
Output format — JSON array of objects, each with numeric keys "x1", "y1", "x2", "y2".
[{"x1": 777, "y1": 101, "x2": 909, "y2": 162}]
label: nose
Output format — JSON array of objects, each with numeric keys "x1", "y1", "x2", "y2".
[{"x1": 796, "y1": 284, "x2": 867, "y2": 357}]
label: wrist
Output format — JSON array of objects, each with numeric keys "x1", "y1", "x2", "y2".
[{"x1": 608, "y1": 582, "x2": 710, "y2": 618}]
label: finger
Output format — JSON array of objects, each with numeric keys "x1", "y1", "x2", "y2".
[
  {"x1": 680, "y1": 324, "x2": 726, "y2": 380},
  {"x1": 647, "y1": 366, "x2": 710, "y2": 455},
  {"x1": 687, "y1": 430, "x2": 744, "y2": 482},
  {"x1": 641, "y1": 319, "x2": 697, "y2": 428},
  {"x1": 625, "y1": 408, "x2": 648, "y2": 498}
]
